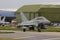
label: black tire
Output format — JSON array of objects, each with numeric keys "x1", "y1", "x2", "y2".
[
  {"x1": 23, "y1": 29, "x2": 26, "y2": 32},
  {"x1": 37, "y1": 28, "x2": 41, "y2": 32}
]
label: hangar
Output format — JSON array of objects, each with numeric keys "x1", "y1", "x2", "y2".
[
  {"x1": 16, "y1": 5, "x2": 60, "y2": 23},
  {"x1": 0, "y1": 10, "x2": 16, "y2": 22}
]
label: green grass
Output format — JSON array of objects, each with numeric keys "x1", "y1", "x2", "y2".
[
  {"x1": 0, "y1": 25, "x2": 60, "y2": 32},
  {"x1": 0, "y1": 38, "x2": 22, "y2": 40},
  {"x1": 41, "y1": 26, "x2": 60, "y2": 32},
  {"x1": 0, "y1": 32, "x2": 14, "y2": 34},
  {"x1": 0, "y1": 26, "x2": 21, "y2": 30},
  {"x1": 26, "y1": 26, "x2": 60, "y2": 32}
]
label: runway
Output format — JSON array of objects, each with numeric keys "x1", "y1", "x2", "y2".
[{"x1": 0, "y1": 30, "x2": 60, "y2": 40}]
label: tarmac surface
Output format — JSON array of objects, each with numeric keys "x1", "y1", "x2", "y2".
[{"x1": 0, "y1": 30, "x2": 60, "y2": 40}]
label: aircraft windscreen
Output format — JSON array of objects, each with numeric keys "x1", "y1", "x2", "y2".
[{"x1": 36, "y1": 18, "x2": 44, "y2": 20}]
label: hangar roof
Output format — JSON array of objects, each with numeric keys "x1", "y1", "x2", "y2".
[
  {"x1": 17, "y1": 5, "x2": 60, "y2": 12},
  {"x1": 17, "y1": 5, "x2": 41, "y2": 12},
  {"x1": 40, "y1": 8, "x2": 60, "y2": 12}
]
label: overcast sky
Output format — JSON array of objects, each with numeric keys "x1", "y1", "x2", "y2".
[{"x1": 0, "y1": 0, "x2": 60, "y2": 9}]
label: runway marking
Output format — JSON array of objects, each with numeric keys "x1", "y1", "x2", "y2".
[
  {"x1": 43, "y1": 38, "x2": 60, "y2": 40},
  {"x1": 14, "y1": 36, "x2": 35, "y2": 39}
]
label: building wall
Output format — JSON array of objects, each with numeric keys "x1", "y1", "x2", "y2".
[
  {"x1": 39, "y1": 8, "x2": 60, "y2": 23},
  {"x1": 15, "y1": 12, "x2": 39, "y2": 23},
  {"x1": 1, "y1": 16, "x2": 15, "y2": 23},
  {"x1": 5, "y1": 17, "x2": 16, "y2": 22},
  {"x1": 40, "y1": 12, "x2": 60, "y2": 23}
]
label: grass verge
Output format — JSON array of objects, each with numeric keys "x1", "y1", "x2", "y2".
[
  {"x1": 0, "y1": 26, "x2": 60, "y2": 32},
  {"x1": 0, "y1": 32, "x2": 14, "y2": 34},
  {"x1": 0, "y1": 38, "x2": 23, "y2": 40},
  {"x1": 41, "y1": 26, "x2": 60, "y2": 32},
  {"x1": 0, "y1": 26, "x2": 21, "y2": 30}
]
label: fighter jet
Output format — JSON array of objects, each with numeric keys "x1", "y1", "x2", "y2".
[{"x1": 17, "y1": 12, "x2": 51, "y2": 27}]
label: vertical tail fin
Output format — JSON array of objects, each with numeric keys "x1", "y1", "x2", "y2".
[
  {"x1": 20, "y1": 12, "x2": 28, "y2": 22},
  {"x1": 0, "y1": 16, "x2": 1, "y2": 21},
  {"x1": 2, "y1": 16, "x2": 5, "y2": 22}
]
